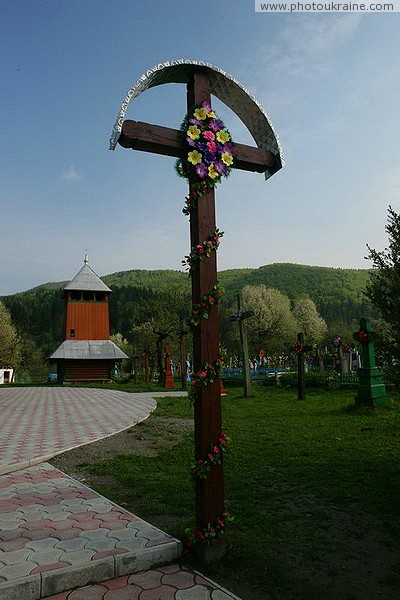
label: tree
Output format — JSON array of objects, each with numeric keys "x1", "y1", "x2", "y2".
[
  {"x1": 18, "y1": 334, "x2": 47, "y2": 383},
  {"x1": 293, "y1": 297, "x2": 328, "y2": 345},
  {"x1": 241, "y1": 285, "x2": 297, "y2": 355},
  {"x1": 0, "y1": 301, "x2": 21, "y2": 370},
  {"x1": 365, "y1": 205, "x2": 400, "y2": 383}
]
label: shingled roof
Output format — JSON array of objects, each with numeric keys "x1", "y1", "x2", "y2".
[
  {"x1": 63, "y1": 263, "x2": 112, "y2": 293},
  {"x1": 50, "y1": 340, "x2": 128, "y2": 360}
]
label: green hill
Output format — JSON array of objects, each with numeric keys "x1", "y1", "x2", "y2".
[
  {"x1": 101, "y1": 263, "x2": 373, "y2": 325},
  {"x1": 1, "y1": 263, "x2": 375, "y2": 355}
]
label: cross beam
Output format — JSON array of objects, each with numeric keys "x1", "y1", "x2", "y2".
[{"x1": 118, "y1": 120, "x2": 279, "y2": 174}]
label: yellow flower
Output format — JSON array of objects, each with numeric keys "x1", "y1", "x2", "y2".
[
  {"x1": 187, "y1": 125, "x2": 201, "y2": 140},
  {"x1": 188, "y1": 150, "x2": 202, "y2": 165},
  {"x1": 207, "y1": 111, "x2": 216, "y2": 118},
  {"x1": 194, "y1": 107, "x2": 208, "y2": 120},
  {"x1": 221, "y1": 152, "x2": 233, "y2": 166},
  {"x1": 208, "y1": 164, "x2": 219, "y2": 179},
  {"x1": 216, "y1": 130, "x2": 230, "y2": 143}
]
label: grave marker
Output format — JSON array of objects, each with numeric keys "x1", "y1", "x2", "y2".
[{"x1": 353, "y1": 318, "x2": 388, "y2": 407}]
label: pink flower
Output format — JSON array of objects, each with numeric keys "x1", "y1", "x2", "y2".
[
  {"x1": 203, "y1": 130, "x2": 215, "y2": 141},
  {"x1": 208, "y1": 453, "x2": 215, "y2": 462},
  {"x1": 213, "y1": 445, "x2": 220, "y2": 453},
  {"x1": 201, "y1": 371, "x2": 207, "y2": 378},
  {"x1": 207, "y1": 141, "x2": 217, "y2": 153}
]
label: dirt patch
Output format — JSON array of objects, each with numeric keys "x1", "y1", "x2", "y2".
[{"x1": 51, "y1": 416, "x2": 193, "y2": 481}]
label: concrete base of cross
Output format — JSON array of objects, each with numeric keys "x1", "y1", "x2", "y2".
[{"x1": 355, "y1": 366, "x2": 389, "y2": 407}]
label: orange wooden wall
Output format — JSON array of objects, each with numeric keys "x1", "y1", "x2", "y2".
[{"x1": 65, "y1": 302, "x2": 110, "y2": 339}]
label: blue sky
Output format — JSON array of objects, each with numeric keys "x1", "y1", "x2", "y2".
[{"x1": 1, "y1": 1, "x2": 399, "y2": 295}]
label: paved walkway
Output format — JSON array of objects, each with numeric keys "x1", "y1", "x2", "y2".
[
  {"x1": 0, "y1": 387, "x2": 186, "y2": 475},
  {"x1": 0, "y1": 388, "x2": 242, "y2": 600}
]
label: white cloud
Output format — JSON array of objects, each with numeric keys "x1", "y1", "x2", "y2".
[
  {"x1": 62, "y1": 165, "x2": 83, "y2": 181},
  {"x1": 259, "y1": 14, "x2": 363, "y2": 78}
]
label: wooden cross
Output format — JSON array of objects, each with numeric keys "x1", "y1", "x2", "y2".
[
  {"x1": 117, "y1": 71, "x2": 278, "y2": 558},
  {"x1": 230, "y1": 292, "x2": 254, "y2": 398},
  {"x1": 296, "y1": 332, "x2": 306, "y2": 401}
]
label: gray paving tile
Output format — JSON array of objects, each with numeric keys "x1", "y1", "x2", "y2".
[
  {"x1": 54, "y1": 537, "x2": 88, "y2": 552},
  {"x1": 0, "y1": 547, "x2": 32, "y2": 564},
  {"x1": 0, "y1": 560, "x2": 38, "y2": 579},
  {"x1": 25, "y1": 538, "x2": 58, "y2": 551}
]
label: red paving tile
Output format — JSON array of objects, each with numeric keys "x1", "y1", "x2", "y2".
[
  {"x1": 68, "y1": 584, "x2": 109, "y2": 599},
  {"x1": 104, "y1": 587, "x2": 141, "y2": 599},
  {"x1": 31, "y1": 560, "x2": 71, "y2": 574},
  {"x1": 103, "y1": 576, "x2": 130, "y2": 590},
  {"x1": 128, "y1": 570, "x2": 163, "y2": 589},
  {"x1": 139, "y1": 586, "x2": 177, "y2": 600}
]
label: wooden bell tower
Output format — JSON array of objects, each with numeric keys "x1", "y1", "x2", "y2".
[{"x1": 50, "y1": 258, "x2": 127, "y2": 383}]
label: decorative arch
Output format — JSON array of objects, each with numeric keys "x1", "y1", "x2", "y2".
[{"x1": 110, "y1": 59, "x2": 283, "y2": 179}]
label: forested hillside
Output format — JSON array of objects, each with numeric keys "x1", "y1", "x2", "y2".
[{"x1": 1, "y1": 263, "x2": 375, "y2": 357}]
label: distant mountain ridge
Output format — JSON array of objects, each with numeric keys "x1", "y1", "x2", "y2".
[
  {"x1": 28, "y1": 263, "x2": 371, "y2": 305},
  {"x1": 99, "y1": 263, "x2": 373, "y2": 324},
  {"x1": 2, "y1": 264, "x2": 374, "y2": 357}
]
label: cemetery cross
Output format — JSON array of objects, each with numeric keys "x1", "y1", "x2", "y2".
[
  {"x1": 353, "y1": 317, "x2": 388, "y2": 407},
  {"x1": 230, "y1": 292, "x2": 254, "y2": 398},
  {"x1": 296, "y1": 332, "x2": 306, "y2": 401},
  {"x1": 117, "y1": 70, "x2": 278, "y2": 558}
]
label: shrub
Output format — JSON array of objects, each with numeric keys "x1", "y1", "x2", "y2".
[{"x1": 279, "y1": 369, "x2": 339, "y2": 390}]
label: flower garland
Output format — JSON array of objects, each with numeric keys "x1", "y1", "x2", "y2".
[
  {"x1": 176, "y1": 101, "x2": 234, "y2": 216},
  {"x1": 186, "y1": 503, "x2": 232, "y2": 548},
  {"x1": 182, "y1": 229, "x2": 224, "y2": 272},
  {"x1": 357, "y1": 330, "x2": 369, "y2": 344},
  {"x1": 293, "y1": 341, "x2": 305, "y2": 355},
  {"x1": 191, "y1": 356, "x2": 224, "y2": 389},
  {"x1": 190, "y1": 431, "x2": 230, "y2": 481},
  {"x1": 189, "y1": 283, "x2": 225, "y2": 327},
  {"x1": 188, "y1": 356, "x2": 224, "y2": 405}
]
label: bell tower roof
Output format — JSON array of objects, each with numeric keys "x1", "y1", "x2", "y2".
[{"x1": 63, "y1": 262, "x2": 112, "y2": 293}]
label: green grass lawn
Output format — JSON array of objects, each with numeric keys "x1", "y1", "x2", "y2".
[{"x1": 77, "y1": 386, "x2": 400, "y2": 599}]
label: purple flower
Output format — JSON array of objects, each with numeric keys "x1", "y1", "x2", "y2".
[
  {"x1": 202, "y1": 150, "x2": 215, "y2": 165},
  {"x1": 186, "y1": 137, "x2": 196, "y2": 147},
  {"x1": 196, "y1": 142, "x2": 208, "y2": 154},
  {"x1": 209, "y1": 119, "x2": 224, "y2": 132},
  {"x1": 201, "y1": 101, "x2": 212, "y2": 112},
  {"x1": 214, "y1": 160, "x2": 227, "y2": 176},
  {"x1": 189, "y1": 117, "x2": 202, "y2": 126},
  {"x1": 223, "y1": 142, "x2": 234, "y2": 154},
  {"x1": 195, "y1": 163, "x2": 208, "y2": 178}
]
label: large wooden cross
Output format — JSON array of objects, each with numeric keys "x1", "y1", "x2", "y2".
[{"x1": 118, "y1": 71, "x2": 278, "y2": 557}]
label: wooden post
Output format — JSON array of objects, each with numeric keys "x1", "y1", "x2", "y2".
[
  {"x1": 237, "y1": 293, "x2": 252, "y2": 398},
  {"x1": 297, "y1": 332, "x2": 306, "y2": 401},
  {"x1": 163, "y1": 346, "x2": 175, "y2": 389},
  {"x1": 178, "y1": 318, "x2": 188, "y2": 391},
  {"x1": 143, "y1": 353, "x2": 150, "y2": 385},
  {"x1": 187, "y1": 73, "x2": 225, "y2": 559}
]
